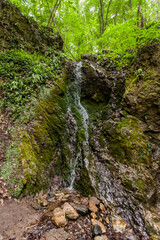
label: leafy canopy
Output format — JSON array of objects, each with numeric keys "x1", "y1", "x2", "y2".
[{"x1": 10, "y1": 0, "x2": 160, "y2": 61}]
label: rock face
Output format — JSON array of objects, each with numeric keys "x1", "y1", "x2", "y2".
[{"x1": 9, "y1": 41, "x2": 160, "y2": 239}]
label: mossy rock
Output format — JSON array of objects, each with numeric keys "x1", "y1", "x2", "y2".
[
  {"x1": 76, "y1": 167, "x2": 95, "y2": 196},
  {"x1": 18, "y1": 79, "x2": 69, "y2": 194},
  {"x1": 102, "y1": 115, "x2": 152, "y2": 165}
]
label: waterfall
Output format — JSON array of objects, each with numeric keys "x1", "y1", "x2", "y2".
[{"x1": 67, "y1": 62, "x2": 91, "y2": 189}]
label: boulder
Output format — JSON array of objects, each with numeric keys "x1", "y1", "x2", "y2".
[
  {"x1": 52, "y1": 207, "x2": 66, "y2": 227},
  {"x1": 62, "y1": 202, "x2": 79, "y2": 220}
]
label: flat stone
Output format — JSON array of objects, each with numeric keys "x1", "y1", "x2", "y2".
[
  {"x1": 93, "y1": 224, "x2": 102, "y2": 236},
  {"x1": 42, "y1": 228, "x2": 68, "y2": 240},
  {"x1": 94, "y1": 236, "x2": 108, "y2": 240},
  {"x1": 73, "y1": 204, "x2": 88, "y2": 216},
  {"x1": 91, "y1": 219, "x2": 106, "y2": 233},
  {"x1": 90, "y1": 196, "x2": 100, "y2": 205},
  {"x1": 62, "y1": 202, "x2": 79, "y2": 219},
  {"x1": 91, "y1": 212, "x2": 97, "y2": 219},
  {"x1": 52, "y1": 207, "x2": 66, "y2": 227},
  {"x1": 89, "y1": 200, "x2": 98, "y2": 213},
  {"x1": 112, "y1": 215, "x2": 127, "y2": 233}
]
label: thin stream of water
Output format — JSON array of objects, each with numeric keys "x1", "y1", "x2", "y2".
[{"x1": 68, "y1": 62, "x2": 90, "y2": 189}]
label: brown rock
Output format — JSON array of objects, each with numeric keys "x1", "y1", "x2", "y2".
[
  {"x1": 52, "y1": 207, "x2": 66, "y2": 227},
  {"x1": 112, "y1": 215, "x2": 127, "y2": 233},
  {"x1": 94, "y1": 236, "x2": 108, "y2": 240},
  {"x1": 90, "y1": 212, "x2": 97, "y2": 219},
  {"x1": 99, "y1": 203, "x2": 105, "y2": 211},
  {"x1": 81, "y1": 197, "x2": 89, "y2": 205},
  {"x1": 91, "y1": 219, "x2": 106, "y2": 233},
  {"x1": 89, "y1": 200, "x2": 98, "y2": 213},
  {"x1": 90, "y1": 196, "x2": 100, "y2": 205},
  {"x1": 62, "y1": 202, "x2": 79, "y2": 220}
]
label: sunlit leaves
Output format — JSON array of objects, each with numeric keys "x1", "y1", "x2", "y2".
[{"x1": 10, "y1": 0, "x2": 160, "y2": 60}]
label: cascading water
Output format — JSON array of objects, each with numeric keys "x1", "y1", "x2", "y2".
[
  {"x1": 66, "y1": 62, "x2": 96, "y2": 190},
  {"x1": 66, "y1": 62, "x2": 89, "y2": 189}
]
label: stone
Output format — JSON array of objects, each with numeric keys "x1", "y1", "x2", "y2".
[
  {"x1": 89, "y1": 200, "x2": 98, "y2": 213},
  {"x1": 42, "y1": 228, "x2": 68, "y2": 240},
  {"x1": 73, "y1": 204, "x2": 88, "y2": 216},
  {"x1": 91, "y1": 212, "x2": 97, "y2": 219},
  {"x1": 62, "y1": 202, "x2": 79, "y2": 219},
  {"x1": 31, "y1": 202, "x2": 41, "y2": 210},
  {"x1": 52, "y1": 207, "x2": 66, "y2": 227},
  {"x1": 90, "y1": 196, "x2": 100, "y2": 205},
  {"x1": 94, "y1": 236, "x2": 108, "y2": 240},
  {"x1": 81, "y1": 197, "x2": 89, "y2": 205},
  {"x1": 112, "y1": 215, "x2": 127, "y2": 233},
  {"x1": 99, "y1": 203, "x2": 105, "y2": 211},
  {"x1": 91, "y1": 219, "x2": 106, "y2": 233},
  {"x1": 93, "y1": 224, "x2": 102, "y2": 236},
  {"x1": 105, "y1": 217, "x2": 109, "y2": 224}
]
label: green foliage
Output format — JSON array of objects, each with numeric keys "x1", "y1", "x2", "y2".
[
  {"x1": 0, "y1": 142, "x2": 23, "y2": 198},
  {"x1": 10, "y1": 0, "x2": 160, "y2": 61},
  {"x1": 0, "y1": 49, "x2": 66, "y2": 120},
  {"x1": 98, "y1": 21, "x2": 160, "y2": 67}
]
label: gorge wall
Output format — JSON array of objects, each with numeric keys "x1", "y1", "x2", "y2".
[
  {"x1": 16, "y1": 43, "x2": 160, "y2": 239},
  {"x1": 0, "y1": 1, "x2": 160, "y2": 239}
]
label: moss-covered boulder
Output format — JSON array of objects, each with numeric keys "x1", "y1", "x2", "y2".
[
  {"x1": 18, "y1": 79, "x2": 69, "y2": 194},
  {"x1": 100, "y1": 115, "x2": 156, "y2": 202},
  {"x1": 124, "y1": 43, "x2": 160, "y2": 145}
]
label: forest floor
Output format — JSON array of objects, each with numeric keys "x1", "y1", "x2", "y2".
[{"x1": 0, "y1": 198, "x2": 40, "y2": 240}]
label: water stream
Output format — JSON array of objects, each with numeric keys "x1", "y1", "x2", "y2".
[{"x1": 67, "y1": 62, "x2": 90, "y2": 189}]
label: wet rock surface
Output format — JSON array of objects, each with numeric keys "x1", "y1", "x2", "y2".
[{"x1": 21, "y1": 189, "x2": 143, "y2": 240}]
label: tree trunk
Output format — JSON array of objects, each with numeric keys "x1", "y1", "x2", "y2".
[
  {"x1": 105, "y1": 0, "x2": 112, "y2": 28},
  {"x1": 48, "y1": 0, "x2": 61, "y2": 27},
  {"x1": 137, "y1": 5, "x2": 144, "y2": 29},
  {"x1": 99, "y1": 0, "x2": 104, "y2": 49},
  {"x1": 129, "y1": 0, "x2": 132, "y2": 8},
  {"x1": 99, "y1": 0, "x2": 104, "y2": 36}
]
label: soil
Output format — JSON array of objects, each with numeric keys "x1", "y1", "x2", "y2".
[{"x1": 0, "y1": 198, "x2": 40, "y2": 240}]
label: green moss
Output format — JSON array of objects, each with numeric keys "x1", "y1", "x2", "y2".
[
  {"x1": 0, "y1": 142, "x2": 23, "y2": 198},
  {"x1": 76, "y1": 167, "x2": 95, "y2": 196},
  {"x1": 102, "y1": 115, "x2": 151, "y2": 165},
  {"x1": 17, "y1": 79, "x2": 69, "y2": 194}
]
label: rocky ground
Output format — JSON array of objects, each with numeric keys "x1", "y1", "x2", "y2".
[{"x1": 0, "y1": 189, "x2": 140, "y2": 240}]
